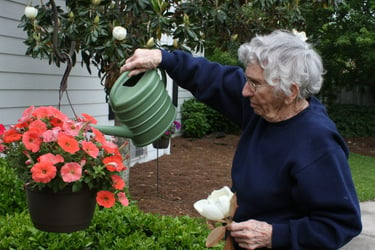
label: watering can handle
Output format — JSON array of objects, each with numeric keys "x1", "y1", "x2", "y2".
[{"x1": 160, "y1": 69, "x2": 167, "y2": 88}]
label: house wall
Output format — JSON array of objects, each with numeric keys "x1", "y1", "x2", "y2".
[
  {"x1": 0, "y1": 0, "x2": 193, "y2": 168},
  {"x1": 0, "y1": 0, "x2": 111, "y2": 127}
]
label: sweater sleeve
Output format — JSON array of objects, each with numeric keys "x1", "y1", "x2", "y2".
[
  {"x1": 272, "y1": 149, "x2": 362, "y2": 249},
  {"x1": 159, "y1": 49, "x2": 249, "y2": 127}
]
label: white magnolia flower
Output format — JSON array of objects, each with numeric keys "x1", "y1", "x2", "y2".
[
  {"x1": 292, "y1": 29, "x2": 307, "y2": 42},
  {"x1": 112, "y1": 26, "x2": 127, "y2": 41},
  {"x1": 193, "y1": 186, "x2": 234, "y2": 221},
  {"x1": 24, "y1": 6, "x2": 38, "y2": 19}
]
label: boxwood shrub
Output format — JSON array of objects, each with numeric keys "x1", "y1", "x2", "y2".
[
  {"x1": 181, "y1": 98, "x2": 240, "y2": 138},
  {"x1": 327, "y1": 104, "x2": 375, "y2": 138},
  {"x1": 0, "y1": 158, "x2": 27, "y2": 216},
  {"x1": 0, "y1": 205, "x2": 221, "y2": 249}
]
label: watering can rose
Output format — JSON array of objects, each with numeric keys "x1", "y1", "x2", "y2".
[{"x1": 194, "y1": 186, "x2": 234, "y2": 221}]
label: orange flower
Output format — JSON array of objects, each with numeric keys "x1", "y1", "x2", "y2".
[
  {"x1": 31, "y1": 162, "x2": 57, "y2": 183},
  {"x1": 22, "y1": 130, "x2": 42, "y2": 153},
  {"x1": 96, "y1": 190, "x2": 116, "y2": 208},
  {"x1": 57, "y1": 133, "x2": 79, "y2": 154},
  {"x1": 29, "y1": 120, "x2": 47, "y2": 134},
  {"x1": 82, "y1": 141, "x2": 99, "y2": 158},
  {"x1": 81, "y1": 113, "x2": 97, "y2": 124},
  {"x1": 91, "y1": 127, "x2": 106, "y2": 144},
  {"x1": 111, "y1": 175, "x2": 125, "y2": 190},
  {"x1": 102, "y1": 140, "x2": 118, "y2": 154},
  {"x1": 2, "y1": 128, "x2": 22, "y2": 143},
  {"x1": 61, "y1": 162, "x2": 82, "y2": 182},
  {"x1": 103, "y1": 155, "x2": 125, "y2": 172}
]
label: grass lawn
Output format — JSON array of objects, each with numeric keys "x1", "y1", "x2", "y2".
[{"x1": 349, "y1": 153, "x2": 375, "y2": 201}]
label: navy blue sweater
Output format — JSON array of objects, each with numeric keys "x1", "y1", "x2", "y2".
[{"x1": 160, "y1": 50, "x2": 362, "y2": 249}]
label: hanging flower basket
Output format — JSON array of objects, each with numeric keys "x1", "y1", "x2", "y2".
[
  {"x1": 26, "y1": 184, "x2": 96, "y2": 233},
  {"x1": 0, "y1": 106, "x2": 130, "y2": 232},
  {"x1": 152, "y1": 137, "x2": 170, "y2": 149}
]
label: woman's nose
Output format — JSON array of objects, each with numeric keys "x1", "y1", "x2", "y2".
[{"x1": 242, "y1": 82, "x2": 255, "y2": 97}]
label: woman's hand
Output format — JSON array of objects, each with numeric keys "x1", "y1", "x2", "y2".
[
  {"x1": 120, "y1": 49, "x2": 162, "y2": 76},
  {"x1": 227, "y1": 219, "x2": 272, "y2": 249}
]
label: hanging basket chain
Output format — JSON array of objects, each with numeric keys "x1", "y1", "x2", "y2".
[{"x1": 50, "y1": 0, "x2": 77, "y2": 117}]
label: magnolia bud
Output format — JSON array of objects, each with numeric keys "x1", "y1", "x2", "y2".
[
  {"x1": 94, "y1": 15, "x2": 100, "y2": 24},
  {"x1": 112, "y1": 26, "x2": 127, "y2": 41},
  {"x1": 91, "y1": 0, "x2": 101, "y2": 6},
  {"x1": 24, "y1": 6, "x2": 38, "y2": 19},
  {"x1": 173, "y1": 38, "x2": 178, "y2": 48},
  {"x1": 231, "y1": 34, "x2": 238, "y2": 41},
  {"x1": 183, "y1": 13, "x2": 190, "y2": 25},
  {"x1": 146, "y1": 37, "x2": 155, "y2": 48},
  {"x1": 69, "y1": 11, "x2": 74, "y2": 20}
]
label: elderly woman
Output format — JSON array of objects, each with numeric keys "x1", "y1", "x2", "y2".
[{"x1": 121, "y1": 30, "x2": 362, "y2": 249}]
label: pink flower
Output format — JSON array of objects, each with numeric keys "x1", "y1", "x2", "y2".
[
  {"x1": 117, "y1": 192, "x2": 129, "y2": 206},
  {"x1": 42, "y1": 127, "x2": 60, "y2": 142},
  {"x1": 38, "y1": 153, "x2": 64, "y2": 165},
  {"x1": 18, "y1": 105, "x2": 35, "y2": 122},
  {"x1": 0, "y1": 124, "x2": 5, "y2": 136},
  {"x1": 63, "y1": 120, "x2": 82, "y2": 137},
  {"x1": 61, "y1": 162, "x2": 82, "y2": 182}
]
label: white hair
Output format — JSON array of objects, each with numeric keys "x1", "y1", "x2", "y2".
[{"x1": 238, "y1": 30, "x2": 324, "y2": 98}]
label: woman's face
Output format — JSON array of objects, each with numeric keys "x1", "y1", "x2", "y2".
[{"x1": 242, "y1": 63, "x2": 287, "y2": 121}]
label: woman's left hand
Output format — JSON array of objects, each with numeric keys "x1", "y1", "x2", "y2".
[{"x1": 227, "y1": 219, "x2": 272, "y2": 249}]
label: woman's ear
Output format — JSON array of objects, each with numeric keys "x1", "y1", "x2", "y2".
[{"x1": 285, "y1": 83, "x2": 300, "y2": 105}]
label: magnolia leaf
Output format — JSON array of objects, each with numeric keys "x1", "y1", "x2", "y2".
[
  {"x1": 229, "y1": 193, "x2": 237, "y2": 218},
  {"x1": 206, "y1": 226, "x2": 226, "y2": 247},
  {"x1": 224, "y1": 235, "x2": 235, "y2": 250}
]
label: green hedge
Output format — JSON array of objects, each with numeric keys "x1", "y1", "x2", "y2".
[
  {"x1": 327, "y1": 104, "x2": 375, "y2": 138},
  {"x1": 0, "y1": 158, "x2": 27, "y2": 216},
  {"x1": 0, "y1": 205, "x2": 220, "y2": 249},
  {"x1": 0, "y1": 158, "x2": 220, "y2": 249},
  {"x1": 181, "y1": 98, "x2": 240, "y2": 138}
]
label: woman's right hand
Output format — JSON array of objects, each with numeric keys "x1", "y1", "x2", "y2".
[{"x1": 120, "y1": 49, "x2": 162, "y2": 77}]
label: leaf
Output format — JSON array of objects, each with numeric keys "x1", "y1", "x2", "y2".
[
  {"x1": 229, "y1": 193, "x2": 238, "y2": 218},
  {"x1": 224, "y1": 235, "x2": 235, "y2": 250},
  {"x1": 206, "y1": 226, "x2": 225, "y2": 247}
]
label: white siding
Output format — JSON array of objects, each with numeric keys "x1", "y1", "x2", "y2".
[{"x1": 0, "y1": 0, "x2": 111, "y2": 128}]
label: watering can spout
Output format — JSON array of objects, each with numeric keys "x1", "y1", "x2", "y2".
[{"x1": 92, "y1": 124, "x2": 133, "y2": 138}]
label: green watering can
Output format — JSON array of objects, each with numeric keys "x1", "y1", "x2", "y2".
[{"x1": 93, "y1": 69, "x2": 176, "y2": 147}]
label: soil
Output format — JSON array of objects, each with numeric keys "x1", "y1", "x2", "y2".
[{"x1": 129, "y1": 134, "x2": 375, "y2": 218}]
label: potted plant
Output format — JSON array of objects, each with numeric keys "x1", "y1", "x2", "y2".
[
  {"x1": 152, "y1": 121, "x2": 181, "y2": 149},
  {"x1": 0, "y1": 106, "x2": 129, "y2": 232}
]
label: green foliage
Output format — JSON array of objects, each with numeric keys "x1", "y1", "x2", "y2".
[
  {"x1": 349, "y1": 153, "x2": 375, "y2": 202},
  {"x1": 181, "y1": 99, "x2": 240, "y2": 138},
  {"x1": 302, "y1": 0, "x2": 375, "y2": 103},
  {"x1": 0, "y1": 205, "x2": 221, "y2": 249},
  {"x1": 206, "y1": 48, "x2": 241, "y2": 66},
  {"x1": 0, "y1": 158, "x2": 27, "y2": 216},
  {"x1": 327, "y1": 104, "x2": 375, "y2": 137}
]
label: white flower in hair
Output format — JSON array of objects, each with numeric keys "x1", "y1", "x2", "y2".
[{"x1": 292, "y1": 29, "x2": 307, "y2": 42}]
